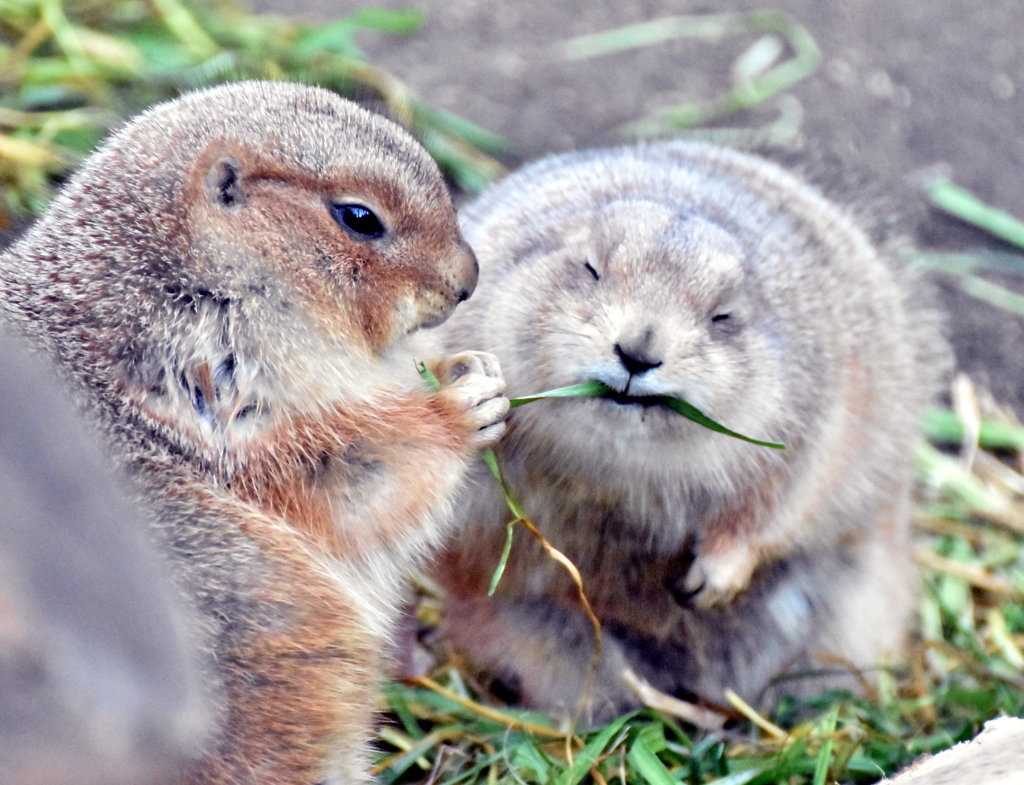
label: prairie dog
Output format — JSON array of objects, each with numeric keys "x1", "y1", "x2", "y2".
[
  {"x1": 0, "y1": 82, "x2": 507, "y2": 783},
  {"x1": 435, "y1": 142, "x2": 944, "y2": 720}
]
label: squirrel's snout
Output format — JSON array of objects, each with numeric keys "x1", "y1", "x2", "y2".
[{"x1": 452, "y1": 244, "x2": 479, "y2": 303}]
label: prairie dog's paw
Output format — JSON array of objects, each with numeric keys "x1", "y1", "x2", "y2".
[
  {"x1": 429, "y1": 350, "x2": 502, "y2": 386},
  {"x1": 431, "y1": 351, "x2": 508, "y2": 450},
  {"x1": 678, "y1": 542, "x2": 758, "y2": 609}
]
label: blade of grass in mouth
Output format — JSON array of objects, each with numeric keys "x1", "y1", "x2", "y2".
[
  {"x1": 510, "y1": 380, "x2": 786, "y2": 449},
  {"x1": 416, "y1": 364, "x2": 784, "y2": 449}
]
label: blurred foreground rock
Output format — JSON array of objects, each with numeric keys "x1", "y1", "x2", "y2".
[
  {"x1": 878, "y1": 716, "x2": 1024, "y2": 785},
  {"x1": 0, "y1": 332, "x2": 211, "y2": 785}
]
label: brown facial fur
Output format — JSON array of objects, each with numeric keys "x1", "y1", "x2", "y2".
[
  {"x1": 430, "y1": 141, "x2": 946, "y2": 721},
  {"x1": 184, "y1": 139, "x2": 477, "y2": 356},
  {"x1": 0, "y1": 81, "x2": 507, "y2": 783}
]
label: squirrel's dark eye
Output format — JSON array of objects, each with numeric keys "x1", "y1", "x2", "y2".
[
  {"x1": 583, "y1": 260, "x2": 601, "y2": 281},
  {"x1": 711, "y1": 313, "x2": 731, "y2": 323},
  {"x1": 331, "y1": 203, "x2": 385, "y2": 239}
]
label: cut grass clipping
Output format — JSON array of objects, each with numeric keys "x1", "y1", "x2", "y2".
[
  {"x1": 562, "y1": 10, "x2": 820, "y2": 146},
  {"x1": 920, "y1": 175, "x2": 1024, "y2": 252},
  {"x1": 913, "y1": 172, "x2": 1024, "y2": 317}
]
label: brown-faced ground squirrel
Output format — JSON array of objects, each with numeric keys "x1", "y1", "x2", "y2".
[
  {"x1": 0, "y1": 81, "x2": 508, "y2": 783},
  {"x1": 433, "y1": 141, "x2": 946, "y2": 721}
]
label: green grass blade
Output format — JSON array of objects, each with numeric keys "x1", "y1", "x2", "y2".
[
  {"x1": 417, "y1": 360, "x2": 522, "y2": 514},
  {"x1": 414, "y1": 102, "x2": 511, "y2": 154},
  {"x1": 915, "y1": 441, "x2": 1007, "y2": 512},
  {"x1": 628, "y1": 735, "x2": 677, "y2": 785},
  {"x1": 657, "y1": 396, "x2": 785, "y2": 449},
  {"x1": 922, "y1": 407, "x2": 1024, "y2": 451},
  {"x1": 562, "y1": 713, "x2": 632, "y2": 785},
  {"x1": 513, "y1": 380, "x2": 784, "y2": 448},
  {"x1": 382, "y1": 682, "x2": 425, "y2": 739},
  {"x1": 562, "y1": 13, "x2": 740, "y2": 60},
  {"x1": 511, "y1": 739, "x2": 556, "y2": 781},
  {"x1": 348, "y1": 7, "x2": 424, "y2": 35},
  {"x1": 416, "y1": 360, "x2": 441, "y2": 391},
  {"x1": 509, "y1": 380, "x2": 610, "y2": 406},
  {"x1": 568, "y1": 11, "x2": 819, "y2": 138},
  {"x1": 418, "y1": 359, "x2": 525, "y2": 594},
  {"x1": 921, "y1": 176, "x2": 1024, "y2": 250},
  {"x1": 487, "y1": 519, "x2": 516, "y2": 596},
  {"x1": 812, "y1": 706, "x2": 839, "y2": 785},
  {"x1": 151, "y1": 0, "x2": 220, "y2": 59},
  {"x1": 959, "y1": 275, "x2": 1024, "y2": 316},
  {"x1": 911, "y1": 249, "x2": 1024, "y2": 277},
  {"x1": 482, "y1": 447, "x2": 527, "y2": 520}
]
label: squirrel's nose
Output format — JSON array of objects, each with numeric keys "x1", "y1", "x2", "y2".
[{"x1": 614, "y1": 340, "x2": 663, "y2": 376}]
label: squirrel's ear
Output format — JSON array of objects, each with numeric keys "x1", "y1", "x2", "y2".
[{"x1": 204, "y1": 156, "x2": 246, "y2": 209}]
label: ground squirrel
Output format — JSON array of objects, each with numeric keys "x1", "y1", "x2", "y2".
[
  {"x1": 433, "y1": 142, "x2": 945, "y2": 720},
  {"x1": 0, "y1": 81, "x2": 508, "y2": 783}
]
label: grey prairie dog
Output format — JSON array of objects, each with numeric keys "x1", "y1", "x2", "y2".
[
  {"x1": 0, "y1": 81, "x2": 508, "y2": 784},
  {"x1": 434, "y1": 142, "x2": 945, "y2": 720}
]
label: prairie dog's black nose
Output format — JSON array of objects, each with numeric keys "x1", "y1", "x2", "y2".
[{"x1": 614, "y1": 340, "x2": 663, "y2": 376}]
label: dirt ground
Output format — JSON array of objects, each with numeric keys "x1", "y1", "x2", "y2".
[{"x1": 251, "y1": 0, "x2": 1024, "y2": 413}]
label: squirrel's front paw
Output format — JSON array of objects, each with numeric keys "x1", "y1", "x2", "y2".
[
  {"x1": 676, "y1": 541, "x2": 758, "y2": 609},
  {"x1": 430, "y1": 351, "x2": 508, "y2": 450}
]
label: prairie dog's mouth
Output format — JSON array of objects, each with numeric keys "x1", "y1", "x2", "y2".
[
  {"x1": 566, "y1": 378, "x2": 678, "y2": 409},
  {"x1": 602, "y1": 389, "x2": 667, "y2": 408}
]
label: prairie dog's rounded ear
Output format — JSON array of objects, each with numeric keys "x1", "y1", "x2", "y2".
[{"x1": 205, "y1": 156, "x2": 245, "y2": 208}]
